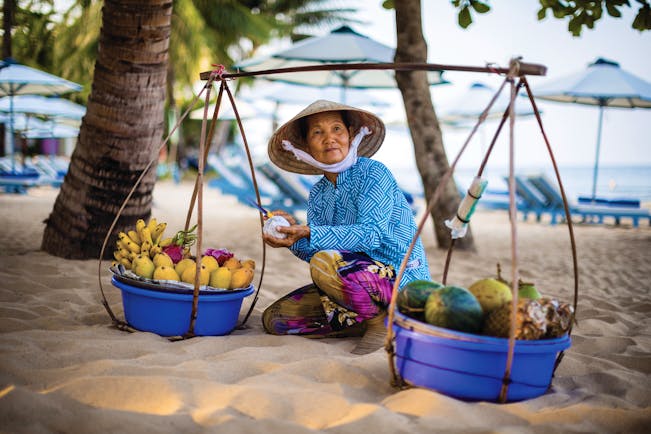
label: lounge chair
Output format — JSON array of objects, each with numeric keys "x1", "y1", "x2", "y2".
[
  {"x1": 504, "y1": 175, "x2": 564, "y2": 223},
  {"x1": 577, "y1": 195, "x2": 640, "y2": 208},
  {"x1": 260, "y1": 163, "x2": 422, "y2": 215},
  {"x1": 256, "y1": 162, "x2": 311, "y2": 210},
  {"x1": 0, "y1": 157, "x2": 42, "y2": 193},
  {"x1": 24, "y1": 155, "x2": 68, "y2": 187},
  {"x1": 527, "y1": 174, "x2": 650, "y2": 228},
  {"x1": 206, "y1": 154, "x2": 300, "y2": 211},
  {"x1": 0, "y1": 170, "x2": 41, "y2": 193}
]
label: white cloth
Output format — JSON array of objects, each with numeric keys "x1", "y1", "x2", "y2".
[
  {"x1": 445, "y1": 176, "x2": 487, "y2": 239},
  {"x1": 281, "y1": 126, "x2": 371, "y2": 173}
]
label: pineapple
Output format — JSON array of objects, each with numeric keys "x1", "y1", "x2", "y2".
[
  {"x1": 539, "y1": 297, "x2": 574, "y2": 338},
  {"x1": 483, "y1": 298, "x2": 547, "y2": 340}
]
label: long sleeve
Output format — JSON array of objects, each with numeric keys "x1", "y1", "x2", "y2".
[
  {"x1": 289, "y1": 237, "x2": 315, "y2": 262},
  {"x1": 288, "y1": 158, "x2": 430, "y2": 286},
  {"x1": 308, "y1": 162, "x2": 394, "y2": 252}
]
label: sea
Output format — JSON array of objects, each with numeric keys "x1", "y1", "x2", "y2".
[{"x1": 390, "y1": 164, "x2": 651, "y2": 204}]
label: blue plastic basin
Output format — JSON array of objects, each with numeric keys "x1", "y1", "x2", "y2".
[
  {"x1": 111, "y1": 276, "x2": 254, "y2": 336},
  {"x1": 392, "y1": 311, "x2": 571, "y2": 402}
]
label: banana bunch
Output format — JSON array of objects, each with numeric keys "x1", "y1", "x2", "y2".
[{"x1": 112, "y1": 217, "x2": 173, "y2": 269}]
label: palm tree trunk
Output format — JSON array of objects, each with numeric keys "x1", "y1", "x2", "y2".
[
  {"x1": 394, "y1": 0, "x2": 475, "y2": 251},
  {"x1": 42, "y1": 0, "x2": 172, "y2": 259},
  {"x1": 2, "y1": 0, "x2": 13, "y2": 58}
]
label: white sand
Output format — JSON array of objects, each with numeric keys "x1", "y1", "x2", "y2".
[{"x1": 1, "y1": 180, "x2": 649, "y2": 433}]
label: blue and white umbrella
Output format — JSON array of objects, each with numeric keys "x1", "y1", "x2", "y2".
[
  {"x1": 0, "y1": 58, "x2": 81, "y2": 172},
  {"x1": 239, "y1": 80, "x2": 394, "y2": 130},
  {"x1": 535, "y1": 58, "x2": 651, "y2": 201},
  {"x1": 22, "y1": 123, "x2": 80, "y2": 139},
  {"x1": 440, "y1": 82, "x2": 537, "y2": 125},
  {"x1": 0, "y1": 113, "x2": 51, "y2": 131},
  {"x1": 0, "y1": 95, "x2": 85, "y2": 120},
  {"x1": 235, "y1": 25, "x2": 448, "y2": 104}
]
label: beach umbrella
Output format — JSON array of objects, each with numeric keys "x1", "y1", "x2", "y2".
[
  {"x1": 0, "y1": 58, "x2": 82, "y2": 172},
  {"x1": 440, "y1": 82, "x2": 537, "y2": 125},
  {"x1": 239, "y1": 80, "x2": 394, "y2": 130},
  {"x1": 535, "y1": 57, "x2": 651, "y2": 201},
  {"x1": 0, "y1": 95, "x2": 86, "y2": 120},
  {"x1": 0, "y1": 113, "x2": 51, "y2": 131},
  {"x1": 22, "y1": 123, "x2": 80, "y2": 139},
  {"x1": 235, "y1": 25, "x2": 449, "y2": 104},
  {"x1": 189, "y1": 99, "x2": 259, "y2": 121},
  {"x1": 438, "y1": 82, "x2": 539, "y2": 156}
]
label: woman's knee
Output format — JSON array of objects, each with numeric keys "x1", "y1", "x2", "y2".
[{"x1": 309, "y1": 250, "x2": 342, "y2": 293}]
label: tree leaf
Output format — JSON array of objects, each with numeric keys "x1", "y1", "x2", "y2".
[
  {"x1": 458, "y1": 7, "x2": 472, "y2": 28},
  {"x1": 382, "y1": 0, "x2": 395, "y2": 10},
  {"x1": 568, "y1": 16, "x2": 583, "y2": 36},
  {"x1": 552, "y1": 8, "x2": 567, "y2": 18},
  {"x1": 537, "y1": 8, "x2": 548, "y2": 20},
  {"x1": 470, "y1": 1, "x2": 490, "y2": 13},
  {"x1": 632, "y1": 4, "x2": 651, "y2": 30},
  {"x1": 606, "y1": 4, "x2": 622, "y2": 17}
]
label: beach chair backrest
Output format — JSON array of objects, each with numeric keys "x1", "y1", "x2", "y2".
[
  {"x1": 257, "y1": 162, "x2": 310, "y2": 204},
  {"x1": 510, "y1": 176, "x2": 549, "y2": 208},
  {"x1": 527, "y1": 174, "x2": 565, "y2": 209}
]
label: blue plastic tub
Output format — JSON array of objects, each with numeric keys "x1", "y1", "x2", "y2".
[
  {"x1": 111, "y1": 276, "x2": 254, "y2": 336},
  {"x1": 392, "y1": 311, "x2": 571, "y2": 402}
]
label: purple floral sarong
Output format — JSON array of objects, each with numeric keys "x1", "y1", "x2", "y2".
[{"x1": 262, "y1": 250, "x2": 395, "y2": 337}]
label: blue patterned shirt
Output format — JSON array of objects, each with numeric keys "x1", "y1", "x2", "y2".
[{"x1": 289, "y1": 157, "x2": 431, "y2": 287}]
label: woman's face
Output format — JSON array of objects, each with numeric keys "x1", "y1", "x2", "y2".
[{"x1": 305, "y1": 111, "x2": 352, "y2": 165}]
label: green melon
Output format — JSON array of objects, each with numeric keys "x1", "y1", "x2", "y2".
[
  {"x1": 396, "y1": 280, "x2": 443, "y2": 321},
  {"x1": 424, "y1": 285, "x2": 484, "y2": 334}
]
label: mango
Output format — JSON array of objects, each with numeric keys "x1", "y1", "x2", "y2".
[
  {"x1": 200, "y1": 255, "x2": 220, "y2": 273},
  {"x1": 230, "y1": 267, "x2": 254, "y2": 289},
  {"x1": 241, "y1": 259, "x2": 256, "y2": 270},
  {"x1": 209, "y1": 267, "x2": 232, "y2": 289},
  {"x1": 175, "y1": 258, "x2": 196, "y2": 277},
  {"x1": 181, "y1": 264, "x2": 210, "y2": 286},
  {"x1": 133, "y1": 255, "x2": 155, "y2": 279},
  {"x1": 153, "y1": 252, "x2": 174, "y2": 268},
  {"x1": 222, "y1": 257, "x2": 242, "y2": 270},
  {"x1": 153, "y1": 265, "x2": 180, "y2": 281}
]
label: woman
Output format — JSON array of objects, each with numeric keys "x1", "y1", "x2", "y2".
[{"x1": 261, "y1": 100, "x2": 430, "y2": 354}]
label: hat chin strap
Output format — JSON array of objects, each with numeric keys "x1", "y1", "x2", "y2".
[{"x1": 281, "y1": 126, "x2": 371, "y2": 174}]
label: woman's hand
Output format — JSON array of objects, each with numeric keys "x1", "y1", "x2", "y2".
[
  {"x1": 263, "y1": 210, "x2": 309, "y2": 248},
  {"x1": 269, "y1": 209, "x2": 297, "y2": 225}
]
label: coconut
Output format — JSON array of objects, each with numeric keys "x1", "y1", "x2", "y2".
[{"x1": 263, "y1": 215, "x2": 291, "y2": 239}]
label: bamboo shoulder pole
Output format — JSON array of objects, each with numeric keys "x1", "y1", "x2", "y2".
[{"x1": 199, "y1": 61, "x2": 547, "y2": 81}]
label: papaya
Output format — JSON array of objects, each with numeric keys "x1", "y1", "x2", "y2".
[
  {"x1": 396, "y1": 280, "x2": 443, "y2": 321},
  {"x1": 424, "y1": 285, "x2": 484, "y2": 334}
]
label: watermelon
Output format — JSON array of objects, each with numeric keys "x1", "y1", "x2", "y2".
[
  {"x1": 424, "y1": 285, "x2": 484, "y2": 334},
  {"x1": 396, "y1": 280, "x2": 443, "y2": 321}
]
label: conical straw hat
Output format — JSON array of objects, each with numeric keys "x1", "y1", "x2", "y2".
[{"x1": 268, "y1": 99, "x2": 386, "y2": 175}]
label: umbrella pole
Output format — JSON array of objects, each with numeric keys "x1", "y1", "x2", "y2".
[
  {"x1": 591, "y1": 104, "x2": 605, "y2": 202},
  {"x1": 9, "y1": 94, "x2": 16, "y2": 173}
]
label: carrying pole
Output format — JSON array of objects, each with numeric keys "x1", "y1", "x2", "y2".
[{"x1": 200, "y1": 61, "x2": 547, "y2": 81}]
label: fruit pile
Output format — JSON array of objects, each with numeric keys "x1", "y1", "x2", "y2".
[
  {"x1": 396, "y1": 264, "x2": 573, "y2": 340},
  {"x1": 113, "y1": 218, "x2": 255, "y2": 290}
]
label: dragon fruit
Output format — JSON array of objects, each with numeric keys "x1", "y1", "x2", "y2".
[
  {"x1": 163, "y1": 244, "x2": 185, "y2": 263},
  {"x1": 204, "y1": 248, "x2": 234, "y2": 266}
]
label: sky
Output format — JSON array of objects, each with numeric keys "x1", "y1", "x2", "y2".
[
  {"x1": 241, "y1": 1, "x2": 651, "y2": 172},
  {"x1": 354, "y1": 1, "x2": 651, "y2": 170}
]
